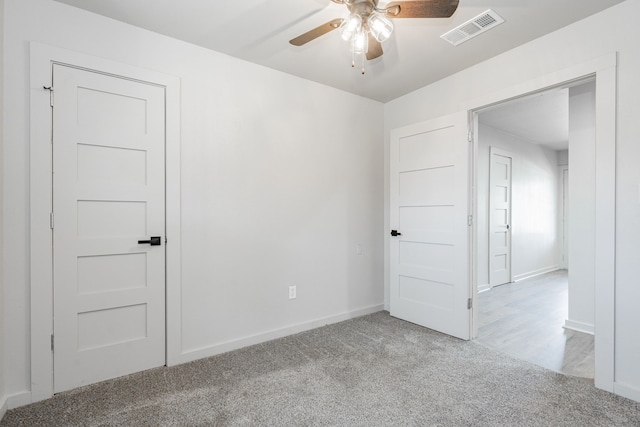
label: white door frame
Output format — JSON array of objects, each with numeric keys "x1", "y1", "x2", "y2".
[
  {"x1": 29, "y1": 42, "x2": 182, "y2": 403},
  {"x1": 466, "y1": 53, "x2": 617, "y2": 393}
]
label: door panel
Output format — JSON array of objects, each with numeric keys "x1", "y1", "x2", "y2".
[
  {"x1": 489, "y1": 148, "x2": 512, "y2": 286},
  {"x1": 53, "y1": 64, "x2": 166, "y2": 393},
  {"x1": 390, "y1": 112, "x2": 471, "y2": 340}
]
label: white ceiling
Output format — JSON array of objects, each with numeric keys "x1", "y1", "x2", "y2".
[
  {"x1": 479, "y1": 88, "x2": 569, "y2": 151},
  {"x1": 53, "y1": 0, "x2": 624, "y2": 102}
]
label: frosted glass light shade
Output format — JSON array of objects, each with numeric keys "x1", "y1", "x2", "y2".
[
  {"x1": 351, "y1": 28, "x2": 369, "y2": 54},
  {"x1": 368, "y1": 12, "x2": 393, "y2": 42},
  {"x1": 339, "y1": 13, "x2": 362, "y2": 41}
]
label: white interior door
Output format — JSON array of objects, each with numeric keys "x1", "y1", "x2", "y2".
[
  {"x1": 489, "y1": 148, "x2": 512, "y2": 287},
  {"x1": 389, "y1": 112, "x2": 471, "y2": 340},
  {"x1": 52, "y1": 64, "x2": 166, "y2": 392}
]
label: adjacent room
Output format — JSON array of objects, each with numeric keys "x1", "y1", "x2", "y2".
[
  {"x1": 2, "y1": 0, "x2": 640, "y2": 424},
  {"x1": 474, "y1": 82, "x2": 595, "y2": 379}
]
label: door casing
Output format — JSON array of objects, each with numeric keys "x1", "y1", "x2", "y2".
[
  {"x1": 465, "y1": 53, "x2": 617, "y2": 393},
  {"x1": 29, "y1": 42, "x2": 181, "y2": 403}
]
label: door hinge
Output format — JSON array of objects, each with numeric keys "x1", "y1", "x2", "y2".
[
  {"x1": 51, "y1": 334, "x2": 54, "y2": 351},
  {"x1": 44, "y1": 86, "x2": 54, "y2": 107},
  {"x1": 50, "y1": 212, "x2": 54, "y2": 229},
  {"x1": 468, "y1": 298, "x2": 473, "y2": 309},
  {"x1": 467, "y1": 215, "x2": 473, "y2": 226},
  {"x1": 467, "y1": 129, "x2": 473, "y2": 142}
]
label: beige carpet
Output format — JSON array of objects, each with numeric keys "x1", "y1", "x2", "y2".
[{"x1": 2, "y1": 312, "x2": 639, "y2": 426}]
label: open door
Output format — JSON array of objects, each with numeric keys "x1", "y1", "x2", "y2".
[
  {"x1": 389, "y1": 112, "x2": 471, "y2": 340},
  {"x1": 489, "y1": 147, "x2": 512, "y2": 287}
]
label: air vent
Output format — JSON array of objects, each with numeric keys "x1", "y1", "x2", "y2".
[{"x1": 441, "y1": 9, "x2": 504, "y2": 46}]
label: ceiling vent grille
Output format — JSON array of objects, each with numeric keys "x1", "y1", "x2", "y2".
[{"x1": 441, "y1": 9, "x2": 504, "y2": 46}]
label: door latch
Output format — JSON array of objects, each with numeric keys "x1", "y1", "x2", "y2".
[{"x1": 390, "y1": 230, "x2": 402, "y2": 237}]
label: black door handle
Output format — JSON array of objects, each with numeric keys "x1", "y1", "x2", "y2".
[
  {"x1": 391, "y1": 230, "x2": 402, "y2": 237},
  {"x1": 138, "y1": 236, "x2": 161, "y2": 246}
]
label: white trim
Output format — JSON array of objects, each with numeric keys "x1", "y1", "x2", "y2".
[
  {"x1": 477, "y1": 284, "x2": 491, "y2": 293},
  {"x1": 0, "y1": 395, "x2": 7, "y2": 421},
  {"x1": 461, "y1": 54, "x2": 616, "y2": 113},
  {"x1": 592, "y1": 59, "x2": 617, "y2": 394},
  {"x1": 470, "y1": 112, "x2": 480, "y2": 339},
  {"x1": 180, "y1": 305, "x2": 384, "y2": 364},
  {"x1": 6, "y1": 391, "x2": 32, "y2": 410},
  {"x1": 512, "y1": 266, "x2": 560, "y2": 282},
  {"x1": 29, "y1": 42, "x2": 182, "y2": 402},
  {"x1": 563, "y1": 319, "x2": 595, "y2": 335},
  {"x1": 613, "y1": 382, "x2": 640, "y2": 403},
  {"x1": 467, "y1": 52, "x2": 617, "y2": 393}
]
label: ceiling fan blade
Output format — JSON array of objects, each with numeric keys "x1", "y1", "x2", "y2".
[
  {"x1": 366, "y1": 34, "x2": 383, "y2": 60},
  {"x1": 385, "y1": 0, "x2": 459, "y2": 19},
  {"x1": 289, "y1": 19, "x2": 344, "y2": 46}
]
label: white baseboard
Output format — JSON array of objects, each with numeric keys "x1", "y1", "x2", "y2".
[
  {"x1": 7, "y1": 391, "x2": 32, "y2": 410},
  {"x1": 478, "y1": 283, "x2": 492, "y2": 293},
  {"x1": 614, "y1": 382, "x2": 640, "y2": 403},
  {"x1": 0, "y1": 395, "x2": 7, "y2": 421},
  {"x1": 563, "y1": 319, "x2": 595, "y2": 335},
  {"x1": 175, "y1": 304, "x2": 385, "y2": 366},
  {"x1": 513, "y1": 265, "x2": 560, "y2": 282}
]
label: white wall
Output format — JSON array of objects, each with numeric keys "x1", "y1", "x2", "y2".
[
  {"x1": 384, "y1": 0, "x2": 640, "y2": 400},
  {"x1": 477, "y1": 124, "x2": 560, "y2": 287},
  {"x1": 3, "y1": 0, "x2": 384, "y2": 402},
  {"x1": 566, "y1": 82, "x2": 596, "y2": 333},
  {"x1": 0, "y1": 0, "x2": 6, "y2": 419},
  {"x1": 557, "y1": 149, "x2": 569, "y2": 166}
]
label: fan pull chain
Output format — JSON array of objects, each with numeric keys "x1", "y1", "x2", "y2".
[
  {"x1": 351, "y1": 52, "x2": 365, "y2": 75},
  {"x1": 349, "y1": 50, "x2": 365, "y2": 75}
]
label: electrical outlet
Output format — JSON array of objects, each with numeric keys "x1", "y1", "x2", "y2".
[{"x1": 289, "y1": 285, "x2": 296, "y2": 300}]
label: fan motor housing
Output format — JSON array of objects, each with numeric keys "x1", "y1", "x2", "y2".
[{"x1": 346, "y1": 0, "x2": 377, "y2": 16}]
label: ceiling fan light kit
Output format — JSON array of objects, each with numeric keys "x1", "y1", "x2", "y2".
[
  {"x1": 352, "y1": 28, "x2": 369, "y2": 53},
  {"x1": 339, "y1": 13, "x2": 363, "y2": 41},
  {"x1": 368, "y1": 13, "x2": 394, "y2": 42},
  {"x1": 290, "y1": 0, "x2": 459, "y2": 75}
]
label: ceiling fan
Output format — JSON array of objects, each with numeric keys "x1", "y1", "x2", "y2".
[{"x1": 290, "y1": 0, "x2": 459, "y2": 73}]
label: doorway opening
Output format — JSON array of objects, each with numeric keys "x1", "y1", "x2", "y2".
[{"x1": 473, "y1": 79, "x2": 595, "y2": 380}]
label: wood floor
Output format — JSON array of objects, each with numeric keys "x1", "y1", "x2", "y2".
[{"x1": 475, "y1": 270, "x2": 595, "y2": 379}]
